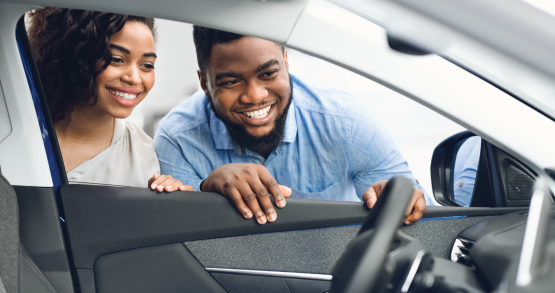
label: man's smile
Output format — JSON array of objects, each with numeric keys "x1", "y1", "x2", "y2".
[{"x1": 236, "y1": 103, "x2": 277, "y2": 126}]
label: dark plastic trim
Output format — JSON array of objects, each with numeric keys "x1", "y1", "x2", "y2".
[
  {"x1": 468, "y1": 140, "x2": 495, "y2": 207},
  {"x1": 16, "y1": 17, "x2": 68, "y2": 186},
  {"x1": 15, "y1": 16, "x2": 79, "y2": 293},
  {"x1": 387, "y1": 34, "x2": 431, "y2": 56},
  {"x1": 483, "y1": 141, "x2": 535, "y2": 207},
  {"x1": 14, "y1": 186, "x2": 74, "y2": 293},
  {"x1": 60, "y1": 184, "x2": 527, "y2": 270}
]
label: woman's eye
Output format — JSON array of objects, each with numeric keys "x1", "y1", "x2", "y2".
[
  {"x1": 142, "y1": 64, "x2": 155, "y2": 70},
  {"x1": 111, "y1": 57, "x2": 123, "y2": 63}
]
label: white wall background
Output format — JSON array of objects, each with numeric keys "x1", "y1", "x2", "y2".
[{"x1": 128, "y1": 19, "x2": 468, "y2": 202}]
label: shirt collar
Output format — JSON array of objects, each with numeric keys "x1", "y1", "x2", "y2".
[{"x1": 209, "y1": 99, "x2": 298, "y2": 153}]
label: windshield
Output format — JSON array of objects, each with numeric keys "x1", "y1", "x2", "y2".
[{"x1": 331, "y1": 0, "x2": 555, "y2": 122}]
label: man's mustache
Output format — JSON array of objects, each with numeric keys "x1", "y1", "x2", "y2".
[{"x1": 233, "y1": 100, "x2": 278, "y2": 112}]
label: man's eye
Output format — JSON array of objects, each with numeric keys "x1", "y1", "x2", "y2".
[
  {"x1": 262, "y1": 70, "x2": 277, "y2": 77},
  {"x1": 222, "y1": 80, "x2": 239, "y2": 86},
  {"x1": 142, "y1": 64, "x2": 155, "y2": 70}
]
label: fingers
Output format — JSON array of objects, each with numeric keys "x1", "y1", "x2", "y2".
[
  {"x1": 258, "y1": 167, "x2": 286, "y2": 208},
  {"x1": 405, "y1": 192, "x2": 426, "y2": 225},
  {"x1": 362, "y1": 187, "x2": 378, "y2": 209},
  {"x1": 202, "y1": 163, "x2": 286, "y2": 224},
  {"x1": 249, "y1": 174, "x2": 283, "y2": 223},
  {"x1": 178, "y1": 185, "x2": 194, "y2": 191},
  {"x1": 225, "y1": 186, "x2": 254, "y2": 220},
  {"x1": 362, "y1": 180, "x2": 388, "y2": 209},
  {"x1": 279, "y1": 185, "x2": 292, "y2": 198},
  {"x1": 150, "y1": 174, "x2": 193, "y2": 193},
  {"x1": 148, "y1": 173, "x2": 160, "y2": 188},
  {"x1": 234, "y1": 180, "x2": 269, "y2": 224}
]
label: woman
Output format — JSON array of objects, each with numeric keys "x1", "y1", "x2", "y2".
[{"x1": 27, "y1": 8, "x2": 192, "y2": 192}]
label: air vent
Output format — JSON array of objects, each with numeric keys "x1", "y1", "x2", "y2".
[{"x1": 451, "y1": 237, "x2": 474, "y2": 267}]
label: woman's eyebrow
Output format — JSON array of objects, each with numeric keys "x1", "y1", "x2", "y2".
[
  {"x1": 109, "y1": 44, "x2": 130, "y2": 54},
  {"x1": 109, "y1": 44, "x2": 157, "y2": 58}
]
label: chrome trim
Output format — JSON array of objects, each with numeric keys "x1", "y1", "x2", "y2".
[
  {"x1": 401, "y1": 250, "x2": 426, "y2": 293},
  {"x1": 450, "y1": 238, "x2": 464, "y2": 263},
  {"x1": 205, "y1": 268, "x2": 333, "y2": 281}
]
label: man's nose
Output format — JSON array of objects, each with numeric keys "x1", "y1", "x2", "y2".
[
  {"x1": 121, "y1": 65, "x2": 141, "y2": 85},
  {"x1": 240, "y1": 81, "x2": 268, "y2": 104}
]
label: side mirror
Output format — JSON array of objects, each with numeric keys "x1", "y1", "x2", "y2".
[
  {"x1": 430, "y1": 131, "x2": 477, "y2": 206},
  {"x1": 431, "y1": 131, "x2": 536, "y2": 207}
]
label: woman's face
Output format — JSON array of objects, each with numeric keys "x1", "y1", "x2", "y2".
[{"x1": 93, "y1": 21, "x2": 156, "y2": 119}]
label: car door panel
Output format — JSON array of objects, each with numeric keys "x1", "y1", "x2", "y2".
[
  {"x1": 59, "y1": 184, "x2": 527, "y2": 293},
  {"x1": 94, "y1": 243, "x2": 226, "y2": 293},
  {"x1": 14, "y1": 186, "x2": 74, "y2": 293}
]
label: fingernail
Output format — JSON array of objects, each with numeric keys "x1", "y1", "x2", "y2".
[
  {"x1": 167, "y1": 186, "x2": 173, "y2": 191},
  {"x1": 405, "y1": 221, "x2": 411, "y2": 225},
  {"x1": 157, "y1": 186, "x2": 163, "y2": 192},
  {"x1": 244, "y1": 211, "x2": 252, "y2": 219},
  {"x1": 257, "y1": 216, "x2": 267, "y2": 225},
  {"x1": 268, "y1": 213, "x2": 276, "y2": 222},
  {"x1": 151, "y1": 183, "x2": 157, "y2": 189}
]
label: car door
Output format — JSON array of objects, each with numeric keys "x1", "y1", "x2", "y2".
[{"x1": 2, "y1": 2, "x2": 540, "y2": 293}]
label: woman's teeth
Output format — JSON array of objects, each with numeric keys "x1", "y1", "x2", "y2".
[
  {"x1": 108, "y1": 89, "x2": 137, "y2": 101},
  {"x1": 244, "y1": 105, "x2": 271, "y2": 119}
]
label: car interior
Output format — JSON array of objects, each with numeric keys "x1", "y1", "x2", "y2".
[{"x1": 1, "y1": 1, "x2": 554, "y2": 293}]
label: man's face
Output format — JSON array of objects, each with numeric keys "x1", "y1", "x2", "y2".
[{"x1": 199, "y1": 37, "x2": 291, "y2": 138}]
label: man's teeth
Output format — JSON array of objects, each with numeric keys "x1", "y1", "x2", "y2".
[
  {"x1": 108, "y1": 89, "x2": 137, "y2": 101},
  {"x1": 244, "y1": 105, "x2": 272, "y2": 119}
]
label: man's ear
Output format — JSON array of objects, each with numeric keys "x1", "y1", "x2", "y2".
[
  {"x1": 284, "y1": 50, "x2": 289, "y2": 71},
  {"x1": 197, "y1": 70, "x2": 209, "y2": 93}
]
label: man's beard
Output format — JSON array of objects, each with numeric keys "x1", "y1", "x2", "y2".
[{"x1": 207, "y1": 77, "x2": 293, "y2": 158}]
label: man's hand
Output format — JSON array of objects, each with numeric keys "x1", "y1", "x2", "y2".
[
  {"x1": 362, "y1": 180, "x2": 426, "y2": 225},
  {"x1": 148, "y1": 173, "x2": 194, "y2": 192},
  {"x1": 201, "y1": 163, "x2": 292, "y2": 224}
]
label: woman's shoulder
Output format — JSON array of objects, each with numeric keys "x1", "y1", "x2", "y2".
[{"x1": 122, "y1": 119, "x2": 155, "y2": 147}]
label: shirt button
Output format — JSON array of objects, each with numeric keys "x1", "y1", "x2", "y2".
[{"x1": 459, "y1": 182, "x2": 463, "y2": 187}]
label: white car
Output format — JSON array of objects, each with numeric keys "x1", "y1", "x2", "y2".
[{"x1": 0, "y1": 0, "x2": 553, "y2": 292}]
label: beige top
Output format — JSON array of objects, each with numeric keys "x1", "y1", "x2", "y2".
[{"x1": 67, "y1": 119, "x2": 160, "y2": 188}]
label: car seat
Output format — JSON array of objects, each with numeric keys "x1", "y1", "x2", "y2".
[{"x1": 0, "y1": 168, "x2": 59, "y2": 293}]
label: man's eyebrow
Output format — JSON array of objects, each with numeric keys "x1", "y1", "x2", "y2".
[
  {"x1": 143, "y1": 52, "x2": 157, "y2": 58},
  {"x1": 215, "y1": 71, "x2": 241, "y2": 81},
  {"x1": 109, "y1": 44, "x2": 130, "y2": 54},
  {"x1": 255, "y1": 59, "x2": 279, "y2": 73}
]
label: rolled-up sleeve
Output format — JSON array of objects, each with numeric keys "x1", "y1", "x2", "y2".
[{"x1": 350, "y1": 113, "x2": 432, "y2": 204}]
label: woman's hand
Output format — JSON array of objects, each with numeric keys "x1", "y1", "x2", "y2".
[{"x1": 148, "y1": 173, "x2": 194, "y2": 192}]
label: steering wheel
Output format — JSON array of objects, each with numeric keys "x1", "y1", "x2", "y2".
[{"x1": 330, "y1": 176, "x2": 415, "y2": 293}]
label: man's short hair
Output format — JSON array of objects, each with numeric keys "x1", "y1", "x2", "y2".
[{"x1": 193, "y1": 25, "x2": 284, "y2": 75}]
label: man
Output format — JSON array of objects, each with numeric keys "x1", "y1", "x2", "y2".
[
  {"x1": 453, "y1": 136, "x2": 481, "y2": 206},
  {"x1": 154, "y1": 26, "x2": 428, "y2": 225}
]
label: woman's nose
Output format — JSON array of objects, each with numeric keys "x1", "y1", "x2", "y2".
[{"x1": 121, "y1": 66, "x2": 141, "y2": 85}]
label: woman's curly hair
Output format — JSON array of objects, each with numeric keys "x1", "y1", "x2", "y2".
[{"x1": 27, "y1": 8, "x2": 156, "y2": 125}]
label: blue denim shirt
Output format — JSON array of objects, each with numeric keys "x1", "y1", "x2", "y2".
[
  {"x1": 154, "y1": 75, "x2": 431, "y2": 203},
  {"x1": 453, "y1": 136, "x2": 481, "y2": 206}
]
